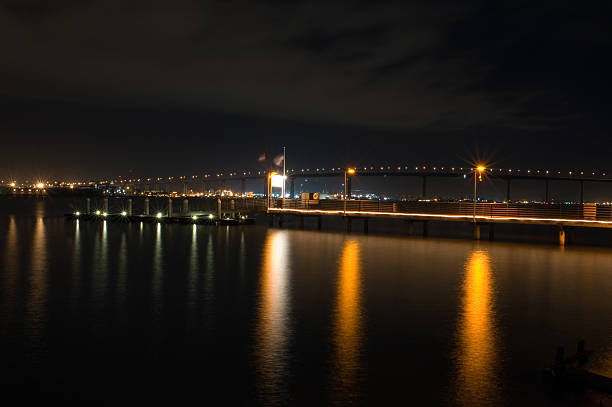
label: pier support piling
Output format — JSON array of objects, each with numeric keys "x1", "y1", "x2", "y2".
[
  {"x1": 144, "y1": 198, "x2": 150, "y2": 215},
  {"x1": 559, "y1": 227, "x2": 566, "y2": 246},
  {"x1": 363, "y1": 218, "x2": 369, "y2": 234},
  {"x1": 317, "y1": 216, "x2": 322, "y2": 230},
  {"x1": 299, "y1": 216, "x2": 305, "y2": 229},
  {"x1": 127, "y1": 199, "x2": 133, "y2": 216},
  {"x1": 473, "y1": 223, "x2": 481, "y2": 240},
  {"x1": 103, "y1": 198, "x2": 109, "y2": 213},
  {"x1": 217, "y1": 198, "x2": 222, "y2": 220},
  {"x1": 405, "y1": 220, "x2": 414, "y2": 235},
  {"x1": 86, "y1": 198, "x2": 91, "y2": 214},
  {"x1": 168, "y1": 198, "x2": 173, "y2": 218},
  {"x1": 345, "y1": 217, "x2": 352, "y2": 232},
  {"x1": 422, "y1": 220, "x2": 429, "y2": 237},
  {"x1": 488, "y1": 223, "x2": 495, "y2": 241},
  {"x1": 183, "y1": 199, "x2": 188, "y2": 214}
]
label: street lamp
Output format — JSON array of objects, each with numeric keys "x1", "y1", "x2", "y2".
[
  {"x1": 344, "y1": 168, "x2": 356, "y2": 213},
  {"x1": 473, "y1": 165, "x2": 485, "y2": 221}
]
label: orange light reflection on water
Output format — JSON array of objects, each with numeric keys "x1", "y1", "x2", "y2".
[
  {"x1": 333, "y1": 239, "x2": 363, "y2": 402},
  {"x1": 454, "y1": 249, "x2": 500, "y2": 406}
]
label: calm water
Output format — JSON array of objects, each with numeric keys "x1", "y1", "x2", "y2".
[{"x1": 1, "y1": 198, "x2": 612, "y2": 406}]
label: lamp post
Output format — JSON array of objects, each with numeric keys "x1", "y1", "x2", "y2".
[
  {"x1": 344, "y1": 168, "x2": 355, "y2": 214},
  {"x1": 473, "y1": 165, "x2": 485, "y2": 222}
]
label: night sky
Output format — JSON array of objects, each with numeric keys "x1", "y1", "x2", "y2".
[{"x1": 2, "y1": 0, "x2": 611, "y2": 180}]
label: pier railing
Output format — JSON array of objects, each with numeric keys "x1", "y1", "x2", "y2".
[{"x1": 266, "y1": 199, "x2": 612, "y2": 221}]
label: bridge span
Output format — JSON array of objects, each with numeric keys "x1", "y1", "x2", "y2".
[{"x1": 117, "y1": 166, "x2": 612, "y2": 203}]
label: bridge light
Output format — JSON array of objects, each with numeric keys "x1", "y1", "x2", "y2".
[
  {"x1": 36, "y1": 182, "x2": 45, "y2": 189},
  {"x1": 347, "y1": 168, "x2": 356, "y2": 175},
  {"x1": 476, "y1": 165, "x2": 485, "y2": 172}
]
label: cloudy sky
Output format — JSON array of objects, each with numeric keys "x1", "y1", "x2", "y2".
[{"x1": 1, "y1": 0, "x2": 611, "y2": 179}]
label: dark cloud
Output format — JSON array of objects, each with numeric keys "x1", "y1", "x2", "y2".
[{"x1": 1, "y1": 0, "x2": 611, "y2": 178}]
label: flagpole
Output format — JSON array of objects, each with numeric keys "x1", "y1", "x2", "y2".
[{"x1": 282, "y1": 146, "x2": 286, "y2": 207}]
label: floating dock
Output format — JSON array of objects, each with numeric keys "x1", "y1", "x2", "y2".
[{"x1": 65, "y1": 212, "x2": 255, "y2": 226}]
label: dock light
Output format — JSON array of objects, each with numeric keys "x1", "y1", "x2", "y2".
[
  {"x1": 75, "y1": 211, "x2": 80, "y2": 216},
  {"x1": 121, "y1": 211, "x2": 127, "y2": 216},
  {"x1": 347, "y1": 168, "x2": 356, "y2": 175},
  {"x1": 208, "y1": 214, "x2": 214, "y2": 219},
  {"x1": 102, "y1": 212, "x2": 108, "y2": 217},
  {"x1": 156, "y1": 212, "x2": 162, "y2": 218},
  {"x1": 10, "y1": 182, "x2": 16, "y2": 187},
  {"x1": 95, "y1": 210, "x2": 101, "y2": 215},
  {"x1": 192, "y1": 215, "x2": 197, "y2": 220}
]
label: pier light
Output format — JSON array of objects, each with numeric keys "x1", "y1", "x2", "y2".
[
  {"x1": 95, "y1": 210, "x2": 101, "y2": 215},
  {"x1": 102, "y1": 212, "x2": 108, "y2": 217},
  {"x1": 75, "y1": 211, "x2": 80, "y2": 216},
  {"x1": 156, "y1": 212, "x2": 162, "y2": 218},
  {"x1": 36, "y1": 182, "x2": 45, "y2": 189},
  {"x1": 192, "y1": 215, "x2": 197, "y2": 220},
  {"x1": 208, "y1": 214, "x2": 214, "y2": 219},
  {"x1": 10, "y1": 182, "x2": 16, "y2": 187},
  {"x1": 347, "y1": 168, "x2": 356, "y2": 175},
  {"x1": 121, "y1": 211, "x2": 127, "y2": 216}
]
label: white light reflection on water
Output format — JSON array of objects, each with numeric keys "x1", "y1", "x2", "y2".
[
  {"x1": 152, "y1": 223, "x2": 163, "y2": 311},
  {"x1": 453, "y1": 248, "x2": 500, "y2": 406},
  {"x1": 117, "y1": 231, "x2": 127, "y2": 308},
  {"x1": 71, "y1": 220, "x2": 81, "y2": 307},
  {"x1": 26, "y1": 216, "x2": 47, "y2": 348},
  {"x1": 255, "y1": 230, "x2": 291, "y2": 406},
  {"x1": 3, "y1": 216, "x2": 19, "y2": 308},
  {"x1": 188, "y1": 224, "x2": 198, "y2": 307},
  {"x1": 204, "y1": 232, "x2": 214, "y2": 305}
]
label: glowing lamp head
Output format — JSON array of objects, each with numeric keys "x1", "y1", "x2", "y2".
[
  {"x1": 95, "y1": 210, "x2": 101, "y2": 215},
  {"x1": 156, "y1": 212, "x2": 163, "y2": 218},
  {"x1": 476, "y1": 166, "x2": 485, "y2": 172},
  {"x1": 102, "y1": 212, "x2": 108, "y2": 217},
  {"x1": 347, "y1": 168, "x2": 356, "y2": 175},
  {"x1": 208, "y1": 214, "x2": 214, "y2": 219},
  {"x1": 121, "y1": 211, "x2": 127, "y2": 216},
  {"x1": 75, "y1": 211, "x2": 80, "y2": 216},
  {"x1": 10, "y1": 182, "x2": 16, "y2": 187},
  {"x1": 36, "y1": 183, "x2": 45, "y2": 189},
  {"x1": 192, "y1": 215, "x2": 197, "y2": 220}
]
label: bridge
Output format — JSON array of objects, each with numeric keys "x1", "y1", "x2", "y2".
[{"x1": 109, "y1": 165, "x2": 612, "y2": 204}]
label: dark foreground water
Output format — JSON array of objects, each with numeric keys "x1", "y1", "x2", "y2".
[{"x1": 1, "y1": 198, "x2": 611, "y2": 406}]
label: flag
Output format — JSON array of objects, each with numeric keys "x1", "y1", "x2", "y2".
[
  {"x1": 273, "y1": 154, "x2": 284, "y2": 167},
  {"x1": 257, "y1": 152, "x2": 268, "y2": 162}
]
